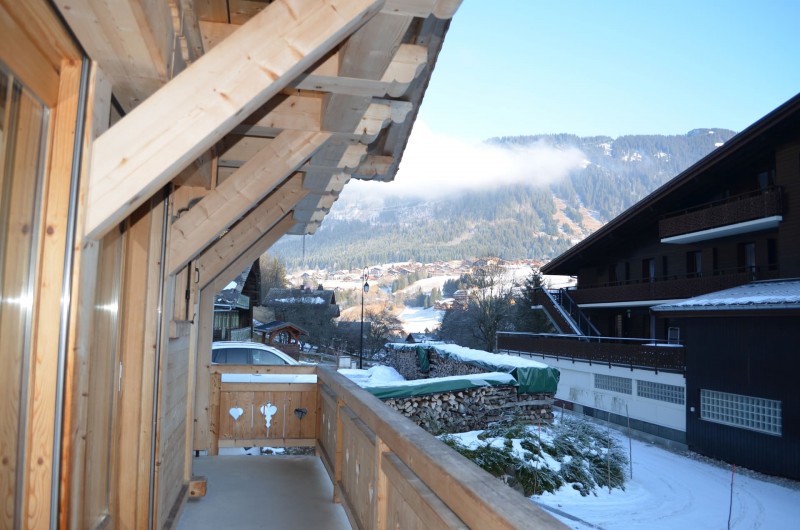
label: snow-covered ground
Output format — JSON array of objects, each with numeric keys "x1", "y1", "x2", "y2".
[
  {"x1": 536, "y1": 430, "x2": 799, "y2": 530},
  {"x1": 342, "y1": 366, "x2": 800, "y2": 529},
  {"x1": 397, "y1": 305, "x2": 444, "y2": 333}
]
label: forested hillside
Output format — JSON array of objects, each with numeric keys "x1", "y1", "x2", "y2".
[{"x1": 271, "y1": 129, "x2": 736, "y2": 270}]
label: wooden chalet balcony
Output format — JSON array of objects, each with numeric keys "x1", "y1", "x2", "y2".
[
  {"x1": 497, "y1": 332, "x2": 685, "y2": 374},
  {"x1": 569, "y1": 267, "x2": 780, "y2": 305},
  {"x1": 659, "y1": 186, "x2": 782, "y2": 239},
  {"x1": 178, "y1": 365, "x2": 565, "y2": 530}
]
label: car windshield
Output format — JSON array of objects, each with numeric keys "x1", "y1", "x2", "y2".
[{"x1": 250, "y1": 348, "x2": 287, "y2": 365}]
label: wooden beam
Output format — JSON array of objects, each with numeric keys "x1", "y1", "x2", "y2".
[
  {"x1": 85, "y1": 0, "x2": 384, "y2": 240},
  {"x1": 25, "y1": 59, "x2": 83, "y2": 530},
  {"x1": 168, "y1": 130, "x2": 328, "y2": 274},
  {"x1": 207, "y1": 214, "x2": 296, "y2": 292},
  {"x1": 195, "y1": 175, "x2": 308, "y2": 288},
  {"x1": 196, "y1": 180, "x2": 306, "y2": 288},
  {"x1": 293, "y1": 44, "x2": 427, "y2": 98},
  {"x1": 383, "y1": 0, "x2": 462, "y2": 18}
]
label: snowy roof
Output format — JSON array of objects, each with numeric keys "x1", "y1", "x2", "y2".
[
  {"x1": 387, "y1": 342, "x2": 551, "y2": 369},
  {"x1": 264, "y1": 288, "x2": 336, "y2": 306},
  {"x1": 652, "y1": 279, "x2": 800, "y2": 313}
]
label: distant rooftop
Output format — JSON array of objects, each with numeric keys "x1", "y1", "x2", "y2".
[{"x1": 652, "y1": 278, "x2": 800, "y2": 313}]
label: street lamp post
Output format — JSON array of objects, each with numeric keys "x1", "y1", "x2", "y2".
[{"x1": 359, "y1": 268, "x2": 369, "y2": 369}]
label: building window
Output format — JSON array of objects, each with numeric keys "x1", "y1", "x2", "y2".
[
  {"x1": 637, "y1": 380, "x2": 684, "y2": 404},
  {"x1": 642, "y1": 258, "x2": 655, "y2": 283},
  {"x1": 737, "y1": 242, "x2": 756, "y2": 276},
  {"x1": 686, "y1": 250, "x2": 702, "y2": 277},
  {"x1": 661, "y1": 255, "x2": 669, "y2": 279},
  {"x1": 595, "y1": 374, "x2": 632, "y2": 394},
  {"x1": 767, "y1": 238, "x2": 778, "y2": 271},
  {"x1": 700, "y1": 389, "x2": 782, "y2": 436}
]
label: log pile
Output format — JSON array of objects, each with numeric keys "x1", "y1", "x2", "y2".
[
  {"x1": 381, "y1": 385, "x2": 554, "y2": 435},
  {"x1": 383, "y1": 347, "x2": 485, "y2": 380}
]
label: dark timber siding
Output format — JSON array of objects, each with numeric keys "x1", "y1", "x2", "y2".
[
  {"x1": 776, "y1": 142, "x2": 800, "y2": 277},
  {"x1": 680, "y1": 315, "x2": 799, "y2": 480}
]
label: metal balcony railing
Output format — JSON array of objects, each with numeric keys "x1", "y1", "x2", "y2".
[
  {"x1": 497, "y1": 332, "x2": 685, "y2": 374},
  {"x1": 568, "y1": 266, "x2": 780, "y2": 305},
  {"x1": 659, "y1": 186, "x2": 782, "y2": 238}
]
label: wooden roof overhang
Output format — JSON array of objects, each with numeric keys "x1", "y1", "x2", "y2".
[
  {"x1": 57, "y1": 0, "x2": 460, "y2": 287},
  {"x1": 542, "y1": 92, "x2": 800, "y2": 276}
]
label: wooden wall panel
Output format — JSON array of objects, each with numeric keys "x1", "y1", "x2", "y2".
[
  {"x1": 383, "y1": 454, "x2": 467, "y2": 530},
  {"x1": 339, "y1": 408, "x2": 377, "y2": 530},
  {"x1": 215, "y1": 383, "x2": 318, "y2": 446},
  {"x1": 776, "y1": 141, "x2": 800, "y2": 277},
  {"x1": 192, "y1": 286, "x2": 214, "y2": 451},
  {"x1": 157, "y1": 330, "x2": 191, "y2": 530},
  {"x1": 317, "y1": 386, "x2": 338, "y2": 477}
]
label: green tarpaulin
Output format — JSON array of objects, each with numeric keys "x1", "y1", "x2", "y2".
[
  {"x1": 365, "y1": 372, "x2": 518, "y2": 400},
  {"x1": 386, "y1": 343, "x2": 560, "y2": 394}
]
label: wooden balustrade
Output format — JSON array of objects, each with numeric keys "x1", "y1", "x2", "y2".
[{"x1": 207, "y1": 364, "x2": 566, "y2": 529}]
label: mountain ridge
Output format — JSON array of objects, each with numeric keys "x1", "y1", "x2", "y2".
[{"x1": 271, "y1": 129, "x2": 737, "y2": 270}]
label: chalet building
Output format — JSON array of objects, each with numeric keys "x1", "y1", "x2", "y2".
[
  {"x1": 1, "y1": 1, "x2": 564, "y2": 529},
  {"x1": 264, "y1": 287, "x2": 341, "y2": 320},
  {"x1": 252, "y1": 321, "x2": 308, "y2": 360},
  {"x1": 499, "y1": 93, "x2": 800, "y2": 479},
  {"x1": 213, "y1": 264, "x2": 260, "y2": 340}
]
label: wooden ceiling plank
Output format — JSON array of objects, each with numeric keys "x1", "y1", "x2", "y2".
[
  {"x1": 203, "y1": 213, "x2": 297, "y2": 291},
  {"x1": 168, "y1": 129, "x2": 329, "y2": 275},
  {"x1": 55, "y1": 0, "x2": 174, "y2": 110},
  {"x1": 85, "y1": 0, "x2": 384, "y2": 240},
  {"x1": 194, "y1": 0, "x2": 230, "y2": 23}
]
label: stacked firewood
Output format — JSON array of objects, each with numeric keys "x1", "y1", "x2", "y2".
[{"x1": 381, "y1": 386, "x2": 554, "y2": 435}]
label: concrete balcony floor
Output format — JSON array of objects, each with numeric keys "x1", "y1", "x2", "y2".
[{"x1": 176, "y1": 454, "x2": 351, "y2": 530}]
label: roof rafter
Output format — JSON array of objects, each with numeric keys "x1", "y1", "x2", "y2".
[
  {"x1": 203, "y1": 212, "x2": 297, "y2": 291},
  {"x1": 85, "y1": 0, "x2": 384, "y2": 240},
  {"x1": 168, "y1": 130, "x2": 329, "y2": 275}
]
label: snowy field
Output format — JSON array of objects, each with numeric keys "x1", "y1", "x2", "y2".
[
  {"x1": 536, "y1": 429, "x2": 799, "y2": 530},
  {"x1": 397, "y1": 305, "x2": 444, "y2": 333}
]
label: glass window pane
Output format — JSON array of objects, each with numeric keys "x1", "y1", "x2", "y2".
[
  {"x1": 251, "y1": 349, "x2": 286, "y2": 365},
  {"x1": 0, "y1": 64, "x2": 48, "y2": 530}
]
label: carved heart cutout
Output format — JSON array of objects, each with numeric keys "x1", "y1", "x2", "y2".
[
  {"x1": 229, "y1": 407, "x2": 244, "y2": 421},
  {"x1": 294, "y1": 407, "x2": 308, "y2": 420}
]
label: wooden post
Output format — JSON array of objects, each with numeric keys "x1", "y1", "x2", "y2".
[{"x1": 209, "y1": 372, "x2": 221, "y2": 456}]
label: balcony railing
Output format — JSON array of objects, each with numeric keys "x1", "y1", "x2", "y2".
[
  {"x1": 570, "y1": 266, "x2": 779, "y2": 304},
  {"x1": 204, "y1": 364, "x2": 566, "y2": 529},
  {"x1": 497, "y1": 332, "x2": 685, "y2": 374},
  {"x1": 659, "y1": 186, "x2": 782, "y2": 238}
]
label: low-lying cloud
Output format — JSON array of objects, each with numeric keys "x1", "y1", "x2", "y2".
[{"x1": 343, "y1": 121, "x2": 586, "y2": 200}]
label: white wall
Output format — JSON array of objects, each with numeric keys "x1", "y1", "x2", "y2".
[{"x1": 544, "y1": 358, "x2": 686, "y2": 433}]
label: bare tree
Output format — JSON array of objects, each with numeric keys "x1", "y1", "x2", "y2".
[
  {"x1": 364, "y1": 308, "x2": 403, "y2": 357},
  {"x1": 470, "y1": 263, "x2": 514, "y2": 352}
]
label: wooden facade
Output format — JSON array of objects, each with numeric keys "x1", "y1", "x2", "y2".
[
  {"x1": 543, "y1": 93, "x2": 800, "y2": 341},
  {"x1": 670, "y1": 315, "x2": 800, "y2": 480},
  {"x1": 540, "y1": 93, "x2": 800, "y2": 478},
  {"x1": 1, "y1": 1, "x2": 567, "y2": 528}
]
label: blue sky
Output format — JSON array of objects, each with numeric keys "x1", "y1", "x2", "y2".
[
  {"x1": 418, "y1": 0, "x2": 800, "y2": 141},
  {"x1": 340, "y1": 1, "x2": 800, "y2": 200}
]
